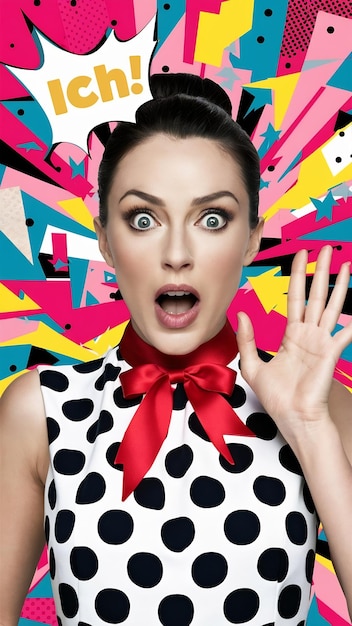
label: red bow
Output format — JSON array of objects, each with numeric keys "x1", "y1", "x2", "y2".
[{"x1": 115, "y1": 321, "x2": 255, "y2": 500}]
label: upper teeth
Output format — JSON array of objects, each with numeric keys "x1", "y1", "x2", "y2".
[{"x1": 165, "y1": 291, "x2": 191, "y2": 296}]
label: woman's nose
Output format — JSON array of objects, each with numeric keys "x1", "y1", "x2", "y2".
[{"x1": 161, "y1": 227, "x2": 194, "y2": 271}]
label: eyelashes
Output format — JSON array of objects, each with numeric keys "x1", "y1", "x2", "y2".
[{"x1": 121, "y1": 206, "x2": 234, "y2": 232}]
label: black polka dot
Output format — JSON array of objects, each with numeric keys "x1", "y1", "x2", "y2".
[
  {"x1": 164, "y1": 2, "x2": 170, "y2": 8},
  {"x1": 57, "y1": 618, "x2": 62, "y2": 626},
  {"x1": 47, "y1": 417, "x2": 60, "y2": 444},
  {"x1": 95, "y1": 588, "x2": 130, "y2": 623},
  {"x1": 48, "y1": 479, "x2": 57, "y2": 509},
  {"x1": 58, "y1": 583, "x2": 79, "y2": 618},
  {"x1": 162, "y1": 65, "x2": 170, "y2": 73},
  {"x1": 257, "y1": 548, "x2": 289, "y2": 581},
  {"x1": 53, "y1": 449, "x2": 86, "y2": 475},
  {"x1": 161, "y1": 517, "x2": 195, "y2": 552},
  {"x1": 253, "y1": 476, "x2": 286, "y2": 506},
  {"x1": 173, "y1": 383, "x2": 188, "y2": 409},
  {"x1": 158, "y1": 595, "x2": 194, "y2": 626},
  {"x1": 64, "y1": 324, "x2": 71, "y2": 330},
  {"x1": 279, "y1": 445, "x2": 303, "y2": 475},
  {"x1": 335, "y1": 156, "x2": 342, "y2": 163},
  {"x1": 219, "y1": 443, "x2": 253, "y2": 473},
  {"x1": 17, "y1": 108, "x2": 24, "y2": 115},
  {"x1": 87, "y1": 410, "x2": 113, "y2": 443},
  {"x1": 26, "y1": 218, "x2": 34, "y2": 226},
  {"x1": 40, "y1": 370, "x2": 69, "y2": 392},
  {"x1": 98, "y1": 510, "x2": 133, "y2": 544},
  {"x1": 285, "y1": 62, "x2": 291, "y2": 68},
  {"x1": 165, "y1": 444, "x2": 193, "y2": 477},
  {"x1": 55, "y1": 509, "x2": 75, "y2": 543},
  {"x1": 62, "y1": 398, "x2": 94, "y2": 421},
  {"x1": 226, "y1": 384, "x2": 246, "y2": 408},
  {"x1": 190, "y1": 476, "x2": 225, "y2": 508},
  {"x1": 78, "y1": 623, "x2": 92, "y2": 626},
  {"x1": 34, "y1": 0, "x2": 40, "y2": 4},
  {"x1": 45, "y1": 515, "x2": 50, "y2": 543},
  {"x1": 303, "y1": 482, "x2": 315, "y2": 514},
  {"x1": 9, "y1": 364, "x2": 17, "y2": 372},
  {"x1": 224, "y1": 588, "x2": 259, "y2": 623},
  {"x1": 106, "y1": 442, "x2": 123, "y2": 470},
  {"x1": 188, "y1": 412, "x2": 210, "y2": 441},
  {"x1": 192, "y1": 552, "x2": 228, "y2": 588},
  {"x1": 257, "y1": 36, "x2": 265, "y2": 43},
  {"x1": 134, "y1": 477, "x2": 165, "y2": 510},
  {"x1": 114, "y1": 386, "x2": 142, "y2": 408},
  {"x1": 49, "y1": 547, "x2": 56, "y2": 578},
  {"x1": 264, "y1": 8, "x2": 272, "y2": 15},
  {"x1": 127, "y1": 552, "x2": 163, "y2": 587},
  {"x1": 95, "y1": 364, "x2": 121, "y2": 390},
  {"x1": 73, "y1": 358, "x2": 104, "y2": 373},
  {"x1": 306, "y1": 549, "x2": 315, "y2": 583},
  {"x1": 286, "y1": 511, "x2": 308, "y2": 545},
  {"x1": 278, "y1": 585, "x2": 301, "y2": 618},
  {"x1": 327, "y1": 26, "x2": 334, "y2": 33},
  {"x1": 224, "y1": 510, "x2": 260, "y2": 545},
  {"x1": 75, "y1": 472, "x2": 106, "y2": 504},
  {"x1": 339, "y1": 131, "x2": 345, "y2": 137},
  {"x1": 111, "y1": 19, "x2": 117, "y2": 25},
  {"x1": 246, "y1": 412, "x2": 277, "y2": 439},
  {"x1": 70, "y1": 546, "x2": 98, "y2": 580}
]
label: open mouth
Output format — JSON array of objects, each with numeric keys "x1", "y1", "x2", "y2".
[{"x1": 156, "y1": 290, "x2": 199, "y2": 315}]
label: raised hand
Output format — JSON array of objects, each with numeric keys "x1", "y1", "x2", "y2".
[{"x1": 236, "y1": 245, "x2": 352, "y2": 442}]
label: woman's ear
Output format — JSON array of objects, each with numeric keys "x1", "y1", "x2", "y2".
[
  {"x1": 243, "y1": 217, "x2": 264, "y2": 266},
  {"x1": 94, "y1": 217, "x2": 114, "y2": 268}
]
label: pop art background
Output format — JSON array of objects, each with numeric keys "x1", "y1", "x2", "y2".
[{"x1": 0, "y1": 0, "x2": 352, "y2": 624}]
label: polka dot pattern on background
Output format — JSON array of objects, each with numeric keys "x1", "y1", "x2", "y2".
[{"x1": 39, "y1": 347, "x2": 318, "y2": 624}]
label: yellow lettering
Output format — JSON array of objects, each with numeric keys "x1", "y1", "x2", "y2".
[
  {"x1": 67, "y1": 75, "x2": 98, "y2": 109},
  {"x1": 47, "y1": 79, "x2": 67, "y2": 115},
  {"x1": 94, "y1": 64, "x2": 129, "y2": 101}
]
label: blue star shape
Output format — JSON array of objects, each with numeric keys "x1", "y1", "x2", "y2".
[
  {"x1": 258, "y1": 123, "x2": 281, "y2": 157},
  {"x1": 310, "y1": 190, "x2": 338, "y2": 221},
  {"x1": 69, "y1": 156, "x2": 85, "y2": 179},
  {"x1": 260, "y1": 178, "x2": 270, "y2": 189}
]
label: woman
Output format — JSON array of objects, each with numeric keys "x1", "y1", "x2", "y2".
[{"x1": 1, "y1": 74, "x2": 352, "y2": 625}]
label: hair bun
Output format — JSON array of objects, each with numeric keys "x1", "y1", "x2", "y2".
[{"x1": 149, "y1": 73, "x2": 232, "y2": 116}]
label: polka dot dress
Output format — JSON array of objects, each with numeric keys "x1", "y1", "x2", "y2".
[{"x1": 39, "y1": 344, "x2": 317, "y2": 625}]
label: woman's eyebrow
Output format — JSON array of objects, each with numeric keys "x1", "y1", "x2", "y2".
[
  {"x1": 119, "y1": 190, "x2": 165, "y2": 205},
  {"x1": 191, "y1": 191, "x2": 239, "y2": 206},
  {"x1": 119, "y1": 189, "x2": 239, "y2": 206}
]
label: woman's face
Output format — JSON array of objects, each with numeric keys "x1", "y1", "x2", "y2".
[{"x1": 95, "y1": 134, "x2": 263, "y2": 355}]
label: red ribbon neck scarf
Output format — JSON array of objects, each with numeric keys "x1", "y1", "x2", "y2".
[{"x1": 115, "y1": 319, "x2": 255, "y2": 500}]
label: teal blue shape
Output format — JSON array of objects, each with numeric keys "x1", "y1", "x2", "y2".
[
  {"x1": 306, "y1": 593, "x2": 330, "y2": 625},
  {"x1": 233, "y1": 0, "x2": 289, "y2": 81},
  {"x1": 278, "y1": 151, "x2": 302, "y2": 182},
  {"x1": 26, "y1": 572, "x2": 53, "y2": 598},
  {"x1": 216, "y1": 67, "x2": 239, "y2": 90},
  {"x1": 50, "y1": 350, "x2": 82, "y2": 366},
  {"x1": 18, "y1": 617, "x2": 48, "y2": 626},
  {"x1": 86, "y1": 290, "x2": 100, "y2": 306},
  {"x1": 68, "y1": 257, "x2": 89, "y2": 308},
  {"x1": 299, "y1": 218, "x2": 352, "y2": 242},
  {"x1": 155, "y1": 0, "x2": 186, "y2": 53},
  {"x1": 21, "y1": 192, "x2": 96, "y2": 264},
  {"x1": 0, "y1": 162, "x2": 5, "y2": 183},
  {"x1": 69, "y1": 156, "x2": 85, "y2": 179},
  {"x1": 319, "y1": 529, "x2": 328, "y2": 541},
  {"x1": 21, "y1": 313, "x2": 65, "y2": 334},
  {"x1": 258, "y1": 123, "x2": 281, "y2": 157},
  {"x1": 240, "y1": 266, "x2": 274, "y2": 287},
  {"x1": 244, "y1": 87, "x2": 272, "y2": 116},
  {"x1": 327, "y1": 52, "x2": 352, "y2": 92},
  {"x1": 0, "y1": 345, "x2": 32, "y2": 379},
  {"x1": 104, "y1": 271, "x2": 116, "y2": 283},
  {"x1": 2, "y1": 100, "x2": 52, "y2": 148},
  {"x1": 310, "y1": 191, "x2": 338, "y2": 222},
  {"x1": 0, "y1": 232, "x2": 45, "y2": 280},
  {"x1": 260, "y1": 178, "x2": 270, "y2": 189}
]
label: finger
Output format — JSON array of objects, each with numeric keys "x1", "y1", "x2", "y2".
[
  {"x1": 331, "y1": 318, "x2": 352, "y2": 360},
  {"x1": 236, "y1": 312, "x2": 260, "y2": 385},
  {"x1": 320, "y1": 261, "x2": 351, "y2": 333},
  {"x1": 304, "y1": 245, "x2": 333, "y2": 324},
  {"x1": 287, "y1": 249, "x2": 308, "y2": 323}
]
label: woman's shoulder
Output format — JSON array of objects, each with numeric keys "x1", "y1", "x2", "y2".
[{"x1": 0, "y1": 369, "x2": 49, "y2": 484}]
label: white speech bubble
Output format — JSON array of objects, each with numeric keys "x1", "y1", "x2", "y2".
[{"x1": 7, "y1": 18, "x2": 156, "y2": 152}]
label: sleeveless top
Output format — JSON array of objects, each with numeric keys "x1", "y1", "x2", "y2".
[{"x1": 39, "y1": 343, "x2": 318, "y2": 626}]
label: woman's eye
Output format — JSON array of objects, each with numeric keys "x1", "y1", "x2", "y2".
[
  {"x1": 199, "y1": 212, "x2": 227, "y2": 230},
  {"x1": 130, "y1": 212, "x2": 155, "y2": 230}
]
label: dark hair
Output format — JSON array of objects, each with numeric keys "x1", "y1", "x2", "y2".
[{"x1": 98, "y1": 73, "x2": 260, "y2": 228}]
